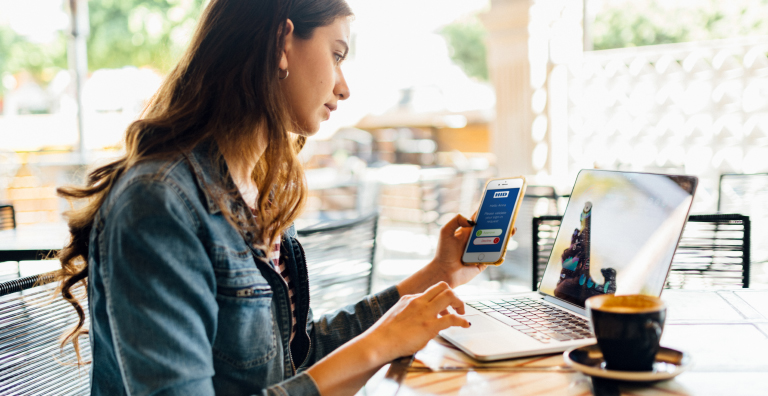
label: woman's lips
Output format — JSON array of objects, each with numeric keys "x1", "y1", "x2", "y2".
[{"x1": 324, "y1": 104, "x2": 336, "y2": 119}]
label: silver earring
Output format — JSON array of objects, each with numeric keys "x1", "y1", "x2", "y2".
[{"x1": 278, "y1": 68, "x2": 289, "y2": 80}]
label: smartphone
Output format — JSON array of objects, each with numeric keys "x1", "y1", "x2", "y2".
[{"x1": 462, "y1": 176, "x2": 526, "y2": 265}]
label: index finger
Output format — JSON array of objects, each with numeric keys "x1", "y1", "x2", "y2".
[
  {"x1": 435, "y1": 314, "x2": 471, "y2": 331},
  {"x1": 420, "y1": 281, "x2": 450, "y2": 301},
  {"x1": 430, "y1": 288, "x2": 466, "y2": 315},
  {"x1": 441, "y1": 214, "x2": 472, "y2": 237}
]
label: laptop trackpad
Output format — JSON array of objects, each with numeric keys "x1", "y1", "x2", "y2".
[{"x1": 440, "y1": 314, "x2": 541, "y2": 356}]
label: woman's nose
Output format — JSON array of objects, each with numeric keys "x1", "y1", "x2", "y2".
[{"x1": 335, "y1": 70, "x2": 350, "y2": 100}]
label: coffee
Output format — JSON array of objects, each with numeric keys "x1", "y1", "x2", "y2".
[{"x1": 586, "y1": 294, "x2": 666, "y2": 371}]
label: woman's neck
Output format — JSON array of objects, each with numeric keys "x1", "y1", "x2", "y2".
[
  {"x1": 220, "y1": 132, "x2": 268, "y2": 208},
  {"x1": 233, "y1": 172, "x2": 259, "y2": 208}
]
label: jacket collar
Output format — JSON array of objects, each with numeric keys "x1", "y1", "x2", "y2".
[
  {"x1": 184, "y1": 140, "x2": 237, "y2": 215},
  {"x1": 184, "y1": 140, "x2": 279, "y2": 261},
  {"x1": 184, "y1": 140, "x2": 294, "y2": 252}
]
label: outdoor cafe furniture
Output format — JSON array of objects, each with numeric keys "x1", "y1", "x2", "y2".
[
  {"x1": 0, "y1": 214, "x2": 380, "y2": 394},
  {"x1": 0, "y1": 213, "x2": 379, "y2": 307},
  {"x1": 0, "y1": 222, "x2": 69, "y2": 262},
  {"x1": 372, "y1": 289, "x2": 768, "y2": 396}
]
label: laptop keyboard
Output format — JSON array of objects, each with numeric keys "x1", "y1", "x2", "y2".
[{"x1": 466, "y1": 297, "x2": 593, "y2": 344}]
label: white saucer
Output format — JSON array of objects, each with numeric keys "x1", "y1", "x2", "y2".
[{"x1": 563, "y1": 344, "x2": 691, "y2": 382}]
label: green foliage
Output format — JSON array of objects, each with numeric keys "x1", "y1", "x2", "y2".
[
  {"x1": 87, "y1": 0, "x2": 206, "y2": 72},
  {"x1": 440, "y1": 17, "x2": 488, "y2": 81},
  {"x1": 592, "y1": 8, "x2": 687, "y2": 50},
  {"x1": 0, "y1": 0, "x2": 205, "y2": 83},
  {"x1": 592, "y1": 0, "x2": 768, "y2": 50},
  {"x1": 0, "y1": 26, "x2": 68, "y2": 85}
]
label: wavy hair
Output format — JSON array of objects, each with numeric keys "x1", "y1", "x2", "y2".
[{"x1": 56, "y1": 0, "x2": 353, "y2": 364}]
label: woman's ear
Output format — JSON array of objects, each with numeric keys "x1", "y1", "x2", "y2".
[{"x1": 279, "y1": 19, "x2": 295, "y2": 71}]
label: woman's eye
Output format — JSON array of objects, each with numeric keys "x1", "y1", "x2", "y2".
[{"x1": 334, "y1": 53, "x2": 345, "y2": 64}]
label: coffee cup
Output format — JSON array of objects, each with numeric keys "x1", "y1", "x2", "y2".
[{"x1": 585, "y1": 294, "x2": 666, "y2": 371}]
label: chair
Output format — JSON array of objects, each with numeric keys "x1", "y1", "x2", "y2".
[
  {"x1": 0, "y1": 215, "x2": 379, "y2": 394},
  {"x1": 0, "y1": 271, "x2": 91, "y2": 394},
  {"x1": 0, "y1": 205, "x2": 15, "y2": 230},
  {"x1": 297, "y1": 212, "x2": 378, "y2": 316},
  {"x1": 488, "y1": 186, "x2": 560, "y2": 283},
  {"x1": 718, "y1": 173, "x2": 768, "y2": 274},
  {"x1": 532, "y1": 214, "x2": 751, "y2": 291},
  {"x1": 531, "y1": 215, "x2": 564, "y2": 291}
]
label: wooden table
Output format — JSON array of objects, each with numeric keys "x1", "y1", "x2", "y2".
[
  {"x1": 0, "y1": 220, "x2": 337, "y2": 263},
  {"x1": 372, "y1": 290, "x2": 768, "y2": 396},
  {"x1": 0, "y1": 223, "x2": 69, "y2": 262}
]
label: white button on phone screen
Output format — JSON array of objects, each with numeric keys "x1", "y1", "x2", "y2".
[{"x1": 478, "y1": 254, "x2": 485, "y2": 261}]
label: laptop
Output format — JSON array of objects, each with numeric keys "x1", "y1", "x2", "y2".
[{"x1": 440, "y1": 169, "x2": 698, "y2": 361}]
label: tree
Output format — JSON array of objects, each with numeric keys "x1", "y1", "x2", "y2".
[
  {"x1": 87, "y1": 0, "x2": 206, "y2": 72},
  {"x1": 592, "y1": 0, "x2": 768, "y2": 50},
  {"x1": 0, "y1": 0, "x2": 206, "y2": 102},
  {"x1": 0, "y1": 0, "x2": 206, "y2": 81},
  {"x1": 440, "y1": 16, "x2": 489, "y2": 81},
  {"x1": 0, "y1": 26, "x2": 68, "y2": 88}
]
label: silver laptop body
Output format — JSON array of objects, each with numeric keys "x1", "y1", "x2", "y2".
[{"x1": 440, "y1": 170, "x2": 698, "y2": 361}]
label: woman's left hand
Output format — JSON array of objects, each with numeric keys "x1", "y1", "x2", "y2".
[
  {"x1": 429, "y1": 213, "x2": 515, "y2": 288},
  {"x1": 429, "y1": 213, "x2": 482, "y2": 287},
  {"x1": 396, "y1": 213, "x2": 516, "y2": 296}
]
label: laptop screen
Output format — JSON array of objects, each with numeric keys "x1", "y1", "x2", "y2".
[{"x1": 538, "y1": 170, "x2": 697, "y2": 308}]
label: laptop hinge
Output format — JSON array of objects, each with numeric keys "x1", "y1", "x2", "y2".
[{"x1": 541, "y1": 294, "x2": 588, "y2": 317}]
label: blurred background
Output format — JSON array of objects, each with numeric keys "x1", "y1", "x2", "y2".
[{"x1": 1, "y1": 0, "x2": 767, "y2": 292}]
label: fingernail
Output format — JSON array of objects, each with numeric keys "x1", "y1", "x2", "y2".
[
  {"x1": 468, "y1": 321, "x2": 472, "y2": 327},
  {"x1": 467, "y1": 220, "x2": 476, "y2": 226}
]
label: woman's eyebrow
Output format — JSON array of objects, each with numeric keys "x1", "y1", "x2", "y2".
[{"x1": 336, "y1": 39, "x2": 349, "y2": 57}]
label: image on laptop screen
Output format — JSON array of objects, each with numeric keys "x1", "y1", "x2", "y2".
[{"x1": 539, "y1": 170, "x2": 697, "y2": 307}]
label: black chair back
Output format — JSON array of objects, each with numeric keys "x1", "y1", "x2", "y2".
[
  {"x1": 718, "y1": 173, "x2": 768, "y2": 266},
  {"x1": 531, "y1": 215, "x2": 563, "y2": 291},
  {"x1": 532, "y1": 214, "x2": 751, "y2": 291},
  {"x1": 297, "y1": 212, "x2": 379, "y2": 316},
  {"x1": 490, "y1": 186, "x2": 559, "y2": 282},
  {"x1": 0, "y1": 205, "x2": 15, "y2": 231},
  {"x1": 0, "y1": 271, "x2": 91, "y2": 395}
]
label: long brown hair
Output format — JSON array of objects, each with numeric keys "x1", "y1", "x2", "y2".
[{"x1": 56, "y1": 0, "x2": 353, "y2": 364}]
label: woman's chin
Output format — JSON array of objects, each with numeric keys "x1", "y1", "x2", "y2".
[{"x1": 288, "y1": 125, "x2": 319, "y2": 137}]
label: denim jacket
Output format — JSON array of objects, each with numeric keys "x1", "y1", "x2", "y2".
[{"x1": 87, "y1": 142, "x2": 401, "y2": 396}]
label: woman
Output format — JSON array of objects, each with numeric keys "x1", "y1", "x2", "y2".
[{"x1": 57, "y1": 1, "x2": 499, "y2": 395}]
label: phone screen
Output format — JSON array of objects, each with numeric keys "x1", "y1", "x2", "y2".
[{"x1": 466, "y1": 187, "x2": 521, "y2": 253}]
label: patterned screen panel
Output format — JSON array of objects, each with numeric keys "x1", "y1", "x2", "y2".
[{"x1": 558, "y1": 37, "x2": 768, "y2": 211}]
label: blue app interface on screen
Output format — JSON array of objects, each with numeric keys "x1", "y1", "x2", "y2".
[{"x1": 466, "y1": 188, "x2": 520, "y2": 253}]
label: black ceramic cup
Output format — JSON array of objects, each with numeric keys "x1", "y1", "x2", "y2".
[{"x1": 585, "y1": 294, "x2": 666, "y2": 371}]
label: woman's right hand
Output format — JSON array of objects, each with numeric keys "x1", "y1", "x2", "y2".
[
  {"x1": 304, "y1": 282, "x2": 470, "y2": 395},
  {"x1": 361, "y1": 281, "x2": 471, "y2": 363}
]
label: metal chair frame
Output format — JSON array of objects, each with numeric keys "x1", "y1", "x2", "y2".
[
  {"x1": 0, "y1": 270, "x2": 90, "y2": 395},
  {"x1": 0, "y1": 205, "x2": 16, "y2": 231},
  {"x1": 0, "y1": 271, "x2": 57, "y2": 296},
  {"x1": 297, "y1": 212, "x2": 379, "y2": 314},
  {"x1": 487, "y1": 186, "x2": 560, "y2": 282},
  {"x1": 717, "y1": 173, "x2": 768, "y2": 268}
]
